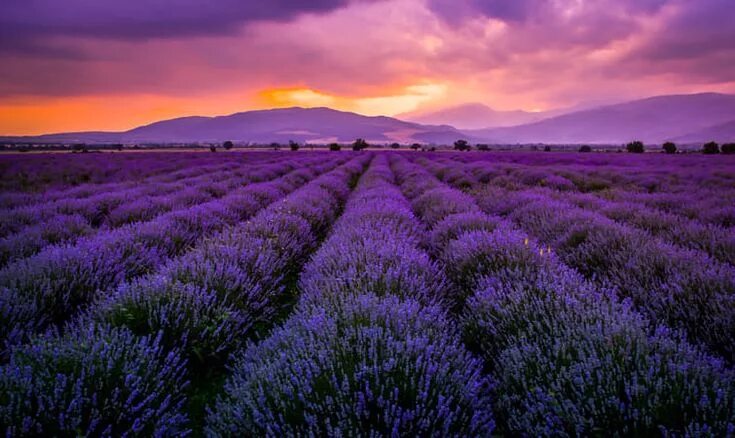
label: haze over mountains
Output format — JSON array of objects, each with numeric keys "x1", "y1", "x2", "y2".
[
  {"x1": 398, "y1": 103, "x2": 550, "y2": 130},
  {"x1": 469, "y1": 93, "x2": 735, "y2": 144},
  {"x1": 3, "y1": 93, "x2": 734, "y2": 145},
  {"x1": 399, "y1": 100, "x2": 619, "y2": 129},
  {"x1": 3, "y1": 107, "x2": 470, "y2": 145}
]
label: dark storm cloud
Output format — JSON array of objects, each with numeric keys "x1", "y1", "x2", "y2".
[
  {"x1": 610, "y1": 0, "x2": 735, "y2": 83},
  {"x1": 426, "y1": 0, "x2": 548, "y2": 23},
  {"x1": 426, "y1": 0, "x2": 670, "y2": 28},
  {"x1": 0, "y1": 0, "x2": 363, "y2": 54},
  {"x1": 632, "y1": 0, "x2": 735, "y2": 60}
]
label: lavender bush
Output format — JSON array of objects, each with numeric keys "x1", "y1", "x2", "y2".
[
  {"x1": 85, "y1": 157, "x2": 366, "y2": 373},
  {"x1": 206, "y1": 293, "x2": 494, "y2": 436},
  {"x1": 393, "y1": 154, "x2": 735, "y2": 434},
  {"x1": 0, "y1": 324, "x2": 189, "y2": 436},
  {"x1": 0, "y1": 159, "x2": 337, "y2": 354}
]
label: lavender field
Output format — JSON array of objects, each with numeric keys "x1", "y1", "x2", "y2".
[{"x1": 1, "y1": 150, "x2": 734, "y2": 436}]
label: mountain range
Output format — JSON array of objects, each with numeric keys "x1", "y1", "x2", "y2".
[
  {"x1": 397, "y1": 103, "x2": 550, "y2": 130},
  {"x1": 468, "y1": 93, "x2": 735, "y2": 144},
  {"x1": 1, "y1": 107, "x2": 471, "y2": 145},
  {"x1": 3, "y1": 93, "x2": 734, "y2": 145}
]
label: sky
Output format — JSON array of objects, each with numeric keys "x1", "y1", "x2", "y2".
[{"x1": 1, "y1": 0, "x2": 734, "y2": 135}]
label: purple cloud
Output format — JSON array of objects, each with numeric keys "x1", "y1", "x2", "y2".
[
  {"x1": 0, "y1": 0, "x2": 367, "y2": 54},
  {"x1": 428, "y1": 0, "x2": 669, "y2": 24},
  {"x1": 427, "y1": 0, "x2": 533, "y2": 23}
]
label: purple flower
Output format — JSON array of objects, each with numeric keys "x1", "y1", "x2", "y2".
[
  {"x1": 206, "y1": 293, "x2": 494, "y2": 436},
  {"x1": 0, "y1": 323, "x2": 190, "y2": 436}
]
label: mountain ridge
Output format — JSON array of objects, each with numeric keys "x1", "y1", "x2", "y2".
[
  {"x1": 468, "y1": 92, "x2": 735, "y2": 144},
  {"x1": 3, "y1": 93, "x2": 735, "y2": 145},
  {"x1": 398, "y1": 103, "x2": 549, "y2": 129},
  {"x1": 1, "y1": 106, "x2": 473, "y2": 145}
]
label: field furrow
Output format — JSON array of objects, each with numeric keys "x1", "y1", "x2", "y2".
[
  {"x1": 0, "y1": 156, "x2": 346, "y2": 357},
  {"x1": 395, "y1": 154, "x2": 735, "y2": 435},
  {"x1": 207, "y1": 154, "x2": 495, "y2": 435},
  {"x1": 418, "y1": 156, "x2": 735, "y2": 364},
  {"x1": 0, "y1": 157, "x2": 287, "y2": 238},
  {"x1": 0, "y1": 158, "x2": 301, "y2": 266}
]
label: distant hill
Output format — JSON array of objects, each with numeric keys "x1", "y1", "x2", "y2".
[
  {"x1": 1, "y1": 107, "x2": 471, "y2": 145},
  {"x1": 4, "y1": 93, "x2": 735, "y2": 146},
  {"x1": 399, "y1": 103, "x2": 548, "y2": 129},
  {"x1": 468, "y1": 93, "x2": 735, "y2": 144},
  {"x1": 672, "y1": 119, "x2": 735, "y2": 144}
]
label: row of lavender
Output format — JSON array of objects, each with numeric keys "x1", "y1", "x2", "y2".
[
  {"x1": 428, "y1": 153, "x2": 726, "y2": 235},
  {"x1": 424, "y1": 155, "x2": 735, "y2": 264},
  {"x1": 0, "y1": 155, "x2": 282, "y2": 235},
  {"x1": 418, "y1": 155, "x2": 735, "y2": 364},
  {"x1": 0, "y1": 154, "x2": 346, "y2": 358},
  {"x1": 0, "y1": 151, "x2": 276, "y2": 196},
  {"x1": 0, "y1": 153, "x2": 370, "y2": 435},
  {"x1": 391, "y1": 155, "x2": 734, "y2": 435},
  {"x1": 443, "y1": 152, "x2": 735, "y2": 228},
  {"x1": 0, "y1": 157, "x2": 296, "y2": 266},
  {"x1": 208, "y1": 155, "x2": 494, "y2": 435},
  {"x1": 209, "y1": 154, "x2": 734, "y2": 435}
]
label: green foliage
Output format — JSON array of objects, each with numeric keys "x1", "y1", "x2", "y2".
[
  {"x1": 454, "y1": 139, "x2": 470, "y2": 151},
  {"x1": 352, "y1": 138, "x2": 369, "y2": 151},
  {"x1": 702, "y1": 141, "x2": 720, "y2": 154},
  {"x1": 626, "y1": 141, "x2": 645, "y2": 153}
]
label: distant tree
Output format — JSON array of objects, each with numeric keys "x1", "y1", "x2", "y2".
[
  {"x1": 270, "y1": 142, "x2": 281, "y2": 151},
  {"x1": 411, "y1": 143, "x2": 421, "y2": 151},
  {"x1": 579, "y1": 145, "x2": 592, "y2": 153},
  {"x1": 289, "y1": 140, "x2": 300, "y2": 151},
  {"x1": 429, "y1": 146, "x2": 437, "y2": 152},
  {"x1": 329, "y1": 143, "x2": 341, "y2": 151},
  {"x1": 209, "y1": 145, "x2": 217, "y2": 152},
  {"x1": 626, "y1": 141, "x2": 645, "y2": 153},
  {"x1": 390, "y1": 142, "x2": 400, "y2": 149},
  {"x1": 223, "y1": 140, "x2": 234, "y2": 150},
  {"x1": 71, "y1": 143, "x2": 86, "y2": 153},
  {"x1": 476, "y1": 144, "x2": 490, "y2": 151},
  {"x1": 722, "y1": 143, "x2": 735, "y2": 154},
  {"x1": 352, "y1": 138, "x2": 369, "y2": 151},
  {"x1": 454, "y1": 139, "x2": 470, "y2": 151},
  {"x1": 702, "y1": 141, "x2": 720, "y2": 154},
  {"x1": 543, "y1": 145, "x2": 552, "y2": 152},
  {"x1": 662, "y1": 142, "x2": 677, "y2": 154}
]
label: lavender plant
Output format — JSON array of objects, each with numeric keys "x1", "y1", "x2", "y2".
[
  {"x1": 0, "y1": 323, "x2": 189, "y2": 436},
  {"x1": 206, "y1": 293, "x2": 494, "y2": 437}
]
